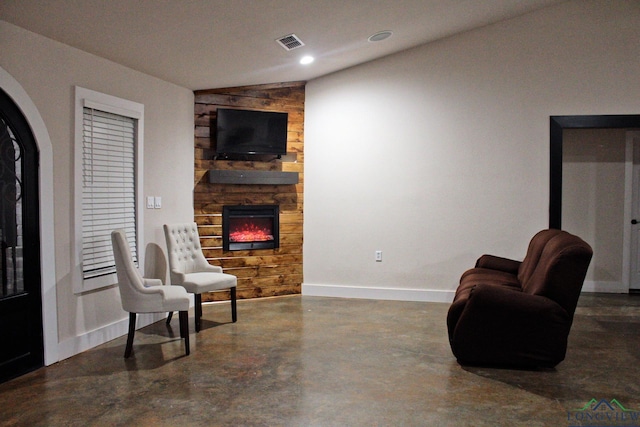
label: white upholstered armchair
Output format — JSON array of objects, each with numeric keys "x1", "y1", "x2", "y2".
[
  {"x1": 111, "y1": 229, "x2": 190, "y2": 358},
  {"x1": 163, "y1": 223, "x2": 238, "y2": 332}
]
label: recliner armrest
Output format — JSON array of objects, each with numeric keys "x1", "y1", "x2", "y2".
[
  {"x1": 475, "y1": 254, "x2": 521, "y2": 274},
  {"x1": 461, "y1": 283, "x2": 568, "y2": 319},
  {"x1": 451, "y1": 283, "x2": 572, "y2": 367}
]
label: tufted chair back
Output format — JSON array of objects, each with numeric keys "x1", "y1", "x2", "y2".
[
  {"x1": 112, "y1": 229, "x2": 147, "y2": 312},
  {"x1": 163, "y1": 223, "x2": 212, "y2": 283}
]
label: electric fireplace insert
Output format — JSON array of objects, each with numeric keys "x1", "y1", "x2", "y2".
[{"x1": 222, "y1": 205, "x2": 279, "y2": 251}]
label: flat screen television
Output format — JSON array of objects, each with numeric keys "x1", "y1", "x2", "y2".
[{"x1": 215, "y1": 108, "x2": 288, "y2": 157}]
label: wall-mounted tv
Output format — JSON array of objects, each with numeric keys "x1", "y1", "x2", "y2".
[{"x1": 215, "y1": 108, "x2": 288, "y2": 157}]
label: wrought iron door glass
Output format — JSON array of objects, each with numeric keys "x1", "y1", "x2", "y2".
[{"x1": 0, "y1": 116, "x2": 23, "y2": 298}]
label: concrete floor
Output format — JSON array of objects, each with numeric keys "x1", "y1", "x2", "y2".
[{"x1": 0, "y1": 293, "x2": 639, "y2": 426}]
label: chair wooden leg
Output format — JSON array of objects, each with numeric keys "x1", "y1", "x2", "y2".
[
  {"x1": 231, "y1": 287, "x2": 237, "y2": 323},
  {"x1": 178, "y1": 315, "x2": 185, "y2": 339},
  {"x1": 166, "y1": 311, "x2": 173, "y2": 325},
  {"x1": 124, "y1": 312, "x2": 136, "y2": 358},
  {"x1": 179, "y1": 310, "x2": 190, "y2": 356},
  {"x1": 195, "y1": 293, "x2": 202, "y2": 332}
]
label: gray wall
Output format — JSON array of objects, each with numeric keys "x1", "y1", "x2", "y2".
[
  {"x1": 303, "y1": 0, "x2": 640, "y2": 300},
  {"x1": 563, "y1": 129, "x2": 627, "y2": 289},
  {"x1": 0, "y1": 21, "x2": 195, "y2": 359}
]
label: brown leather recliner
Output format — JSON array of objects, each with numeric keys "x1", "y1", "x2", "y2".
[{"x1": 446, "y1": 229, "x2": 593, "y2": 368}]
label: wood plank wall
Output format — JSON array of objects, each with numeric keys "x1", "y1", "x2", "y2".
[{"x1": 193, "y1": 82, "x2": 305, "y2": 301}]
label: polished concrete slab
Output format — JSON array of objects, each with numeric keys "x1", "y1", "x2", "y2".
[{"x1": 0, "y1": 293, "x2": 638, "y2": 426}]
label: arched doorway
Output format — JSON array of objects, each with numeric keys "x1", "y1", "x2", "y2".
[{"x1": 0, "y1": 88, "x2": 43, "y2": 383}]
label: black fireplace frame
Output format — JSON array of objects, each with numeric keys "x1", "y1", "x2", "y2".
[{"x1": 222, "y1": 205, "x2": 279, "y2": 251}]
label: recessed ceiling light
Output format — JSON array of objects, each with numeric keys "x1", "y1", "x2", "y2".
[
  {"x1": 368, "y1": 30, "x2": 393, "y2": 42},
  {"x1": 300, "y1": 55, "x2": 314, "y2": 65}
]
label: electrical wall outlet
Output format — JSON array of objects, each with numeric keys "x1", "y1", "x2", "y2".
[{"x1": 375, "y1": 250, "x2": 382, "y2": 262}]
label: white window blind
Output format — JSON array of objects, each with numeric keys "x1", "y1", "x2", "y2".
[{"x1": 81, "y1": 107, "x2": 137, "y2": 279}]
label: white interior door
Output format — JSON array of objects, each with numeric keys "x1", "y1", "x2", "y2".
[{"x1": 628, "y1": 132, "x2": 640, "y2": 291}]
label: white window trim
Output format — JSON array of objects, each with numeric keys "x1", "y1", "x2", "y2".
[{"x1": 73, "y1": 86, "x2": 144, "y2": 294}]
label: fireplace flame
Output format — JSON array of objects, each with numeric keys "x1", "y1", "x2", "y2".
[{"x1": 229, "y1": 222, "x2": 274, "y2": 242}]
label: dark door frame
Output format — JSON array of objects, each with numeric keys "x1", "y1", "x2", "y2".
[
  {"x1": 1, "y1": 67, "x2": 57, "y2": 368},
  {"x1": 0, "y1": 88, "x2": 43, "y2": 383},
  {"x1": 549, "y1": 115, "x2": 640, "y2": 229}
]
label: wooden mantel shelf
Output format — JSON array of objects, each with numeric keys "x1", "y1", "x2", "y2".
[{"x1": 208, "y1": 169, "x2": 299, "y2": 185}]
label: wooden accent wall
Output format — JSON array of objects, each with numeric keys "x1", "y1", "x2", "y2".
[{"x1": 194, "y1": 82, "x2": 305, "y2": 301}]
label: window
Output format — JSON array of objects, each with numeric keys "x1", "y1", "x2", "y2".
[{"x1": 74, "y1": 87, "x2": 144, "y2": 293}]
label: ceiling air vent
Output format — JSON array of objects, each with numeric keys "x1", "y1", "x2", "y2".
[{"x1": 276, "y1": 34, "x2": 305, "y2": 51}]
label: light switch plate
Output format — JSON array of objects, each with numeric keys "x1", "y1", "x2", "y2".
[
  {"x1": 154, "y1": 196, "x2": 162, "y2": 209},
  {"x1": 146, "y1": 196, "x2": 154, "y2": 209}
]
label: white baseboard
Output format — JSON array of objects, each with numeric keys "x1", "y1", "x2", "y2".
[
  {"x1": 302, "y1": 283, "x2": 455, "y2": 303},
  {"x1": 302, "y1": 280, "x2": 630, "y2": 303},
  {"x1": 57, "y1": 312, "x2": 166, "y2": 361},
  {"x1": 581, "y1": 280, "x2": 628, "y2": 293}
]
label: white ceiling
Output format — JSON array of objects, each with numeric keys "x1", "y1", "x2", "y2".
[{"x1": 0, "y1": 0, "x2": 566, "y2": 91}]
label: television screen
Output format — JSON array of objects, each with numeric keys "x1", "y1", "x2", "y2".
[{"x1": 215, "y1": 108, "x2": 288, "y2": 156}]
